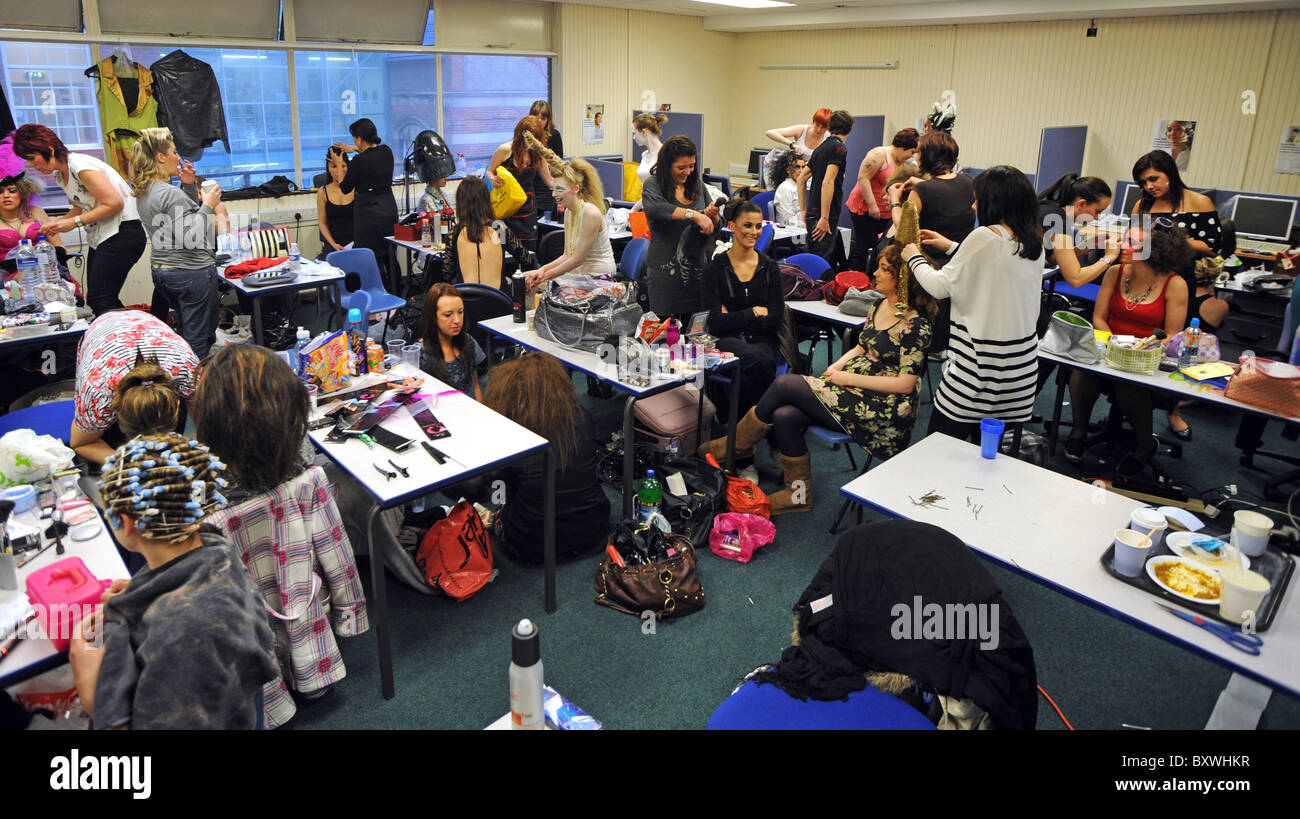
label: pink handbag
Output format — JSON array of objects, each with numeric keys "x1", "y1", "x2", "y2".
[{"x1": 709, "y1": 513, "x2": 776, "y2": 564}]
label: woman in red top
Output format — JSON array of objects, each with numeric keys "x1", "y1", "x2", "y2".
[
  {"x1": 846, "y1": 128, "x2": 918, "y2": 272},
  {"x1": 1064, "y1": 220, "x2": 1193, "y2": 476}
]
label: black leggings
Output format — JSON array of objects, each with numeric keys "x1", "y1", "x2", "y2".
[
  {"x1": 85, "y1": 220, "x2": 147, "y2": 316},
  {"x1": 755, "y1": 373, "x2": 841, "y2": 456},
  {"x1": 1069, "y1": 372, "x2": 1158, "y2": 460}
]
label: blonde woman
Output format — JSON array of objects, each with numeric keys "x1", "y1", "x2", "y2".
[
  {"x1": 129, "y1": 127, "x2": 225, "y2": 358},
  {"x1": 524, "y1": 131, "x2": 615, "y2": 287}
]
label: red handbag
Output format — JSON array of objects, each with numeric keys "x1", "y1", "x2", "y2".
[
  {"x1": 706, "y1": 453, "x2": 771, "y2": 519},
  {"x1": 415, "y1": 501, "x2": 494, "y2": 601}
]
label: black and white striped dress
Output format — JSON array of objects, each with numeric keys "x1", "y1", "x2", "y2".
[{"x1": 907, "y1": 226, "x2": 1044, "y2": 425}]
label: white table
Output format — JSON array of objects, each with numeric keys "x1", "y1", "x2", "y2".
[
  {"x1": 480, "y1": 313, "x2": 739, "y2": 517},
  {"x1": 1, "y1": 512, "x2": 127, "y2": 689},
  {"x1": 537, "y1": 218, "x2": 633, "y2": 242},
  {"x1": 0, "y1": 318, "x2": 89, "y2": 358},
  {"x1": 221, "y1": 260, "x2": 345, "y2": 346},
  {"x1": 839, "y1": 432, "x2": 1300, "y2": 700},
  {"x1": 787, "y1": 299, "x2": 866, "y2": 371},
  {"x1": 308, "y1": 367, "x2": 553, "y2": 699}
]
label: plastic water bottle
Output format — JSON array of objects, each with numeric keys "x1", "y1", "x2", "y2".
[
  {"x1": 288, "y1": 242, "x2": 301, "y2": 272},
  {"x1": 667, "y1": 438, "x2": 679, "y2": 461},
  {"x1": 293, "y1": 326, "x2": 311, "y2": 379},
  {"x1": 35, "y1": 236, "x2": 59, "y2": 285},
  {"x1": 238, "y1": 231, "x2": 253, "y2": 262},
  {"x1": 636, "y1": 470, "x2": 663, "y2": 525},
  {"x1": 1178, "y1": 317, "x2": 1202, "y2": 369},
  {"x1": 15, "y1": 239, "x2": 38, "y2": 301}
]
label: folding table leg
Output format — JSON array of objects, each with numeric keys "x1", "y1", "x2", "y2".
[
  {"x1": 622, "y1": 395, "x2": 638, "y2": 519},
  {"x1": 543, "y1": 446, "x2": 557, "y2": 613},
  {"x1": 366, "y1": 503, "x2": 395, "y2": 699},
  {"x1": 1048, "y1": 364, "x2": 1070, "y2": 456}
]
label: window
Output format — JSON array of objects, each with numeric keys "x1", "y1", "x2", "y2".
[{"x1": 440, "y1": 55, "x2": 549, "y2": 174}]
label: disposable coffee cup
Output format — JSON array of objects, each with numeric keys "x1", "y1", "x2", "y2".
[
  {"x1": 201, "y1": 179, "x2": 218, "y2": 193},
  {"x1": 1113, "y1": 528, "x2": 1153, "y2": 577},
  {"x1": 1218, "y1": 567, "x2": 1271, "y2": 624},
  {"x1": 1232, "y1": 510, "x2": 1273, "y2": 558},
  {"x1": 1129, "y1": 507, "x2": 1167, "y2": 539}
]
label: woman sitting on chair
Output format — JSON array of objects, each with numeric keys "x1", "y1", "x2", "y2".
[
  {"x1": 444, "y1": 175, "x2": 532, "y2": 291},
  {"x1": 523, "y1": 130, "x2": 615, "y2": 287},
  {"x1": 699, "y1": 244, "x2": 934, "y2": 516},
  {"x1": 419, "y1": 283, "x2": 485, "y2": 400},
  {"x1": 768, "y1": 150, "x2": 806, "y2": 227}
]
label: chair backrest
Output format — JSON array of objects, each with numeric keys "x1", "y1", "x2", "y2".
[
  {"x1": 703, "y1": 173, "x2": 732, "y2": 199},
  {"x1": 312, "y1": 172, "x2": 330, "y2": 189},
  {"x1": 784, "y1": 252, "x2": 831, "y2": 281},
  {"x1": 755, "y1": 222, "x2": 775, "y2": 254},
  {"x1": 326, "y1": 248, "x2": 391, "y2": 298},
  {"x1": 455, "y1": 282, "x2": 513, "y2": 351},
  {"x1": 619, "y1": 236, "x2": 649, "y2": 280},
  {"x1": 751, "y1": 191, "x2": 775, "y2": 221},
  {"x1": 537, "y1": 230, "x2": 566, "y2": 266}
]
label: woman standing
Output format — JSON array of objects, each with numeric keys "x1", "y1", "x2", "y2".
[
  {"x1": 418, "y1": 282, "x2": 485, "y2": 400},
  {"x1": 903, "y1": 166, "x2": 1044, "y2": 442},
  {"x1": 14, "y1": 124, "x2": 145, "y2": 315},
  {"x1": 640, "y1": 136, "x2": 720, "y2": 319},
  {"x1": 334, "y1": 118, "x2": 398, "y2": 290},
  {"x1": 633, "y1": 113, "x2": 668, "y2": 184},
  {"x1": 524, "y1": 132, "x2": 615, "y2": 286},
  {"x1": 317, "y1": 146, "x2": 355, "y2": 253},
  {"x1": 765, "y1": 109, "x2": 831, "y2": 160},
  {"x1": 529, "y1": 101, "x2": 563, "y2": 216},
  {"x1": 1037, "y1": 173, "x2": 1118, "y2": 286},
  {"x1": 489, "y1": 115, "x2": 554, "y2": 257},
  {"x1": 444, "y1": 176, "x2": 531, "y2": 291},
  {"x1": 847, "y1": 128, "x2": 918, "y2": 272},
  {"x1": 130, "y1": 127, "x2": 224, "y2": 359}
]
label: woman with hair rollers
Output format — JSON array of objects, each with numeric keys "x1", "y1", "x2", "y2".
[
  {"x1": 523, "y1": 130, "x2": 615, "y2": 287},
  {"x1": 67, "y1": 432, "x2": 279, "y2": 729}
]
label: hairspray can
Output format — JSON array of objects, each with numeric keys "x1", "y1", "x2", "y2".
[
  {"x1": 511, "y1": 272, "x2": 527, "y2": 323},
  {"x1": 509, "y1": 618, "x2": 544, "y2": 729}
]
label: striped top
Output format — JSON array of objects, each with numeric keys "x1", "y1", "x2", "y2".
[{"x1": 907, "y1": 225, "x2": 1044, "y2": 424}]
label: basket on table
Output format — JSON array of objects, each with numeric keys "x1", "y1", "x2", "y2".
[{"x1": 1104, "y1": 341, "x2": 1162, "y2": 374}]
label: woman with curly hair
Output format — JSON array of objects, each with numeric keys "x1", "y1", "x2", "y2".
[
  {"x1": 489, "y1": 115, "x2": 555, "y2": 255},
  {"x1": 767, "y1": 149, "x2": 806, "y2": 226}
]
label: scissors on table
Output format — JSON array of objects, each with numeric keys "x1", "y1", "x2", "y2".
[{"x1": 1154, "y1": 603, "x2": 1263, "y2": 655}]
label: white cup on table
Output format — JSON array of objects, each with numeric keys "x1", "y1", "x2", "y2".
[
  {"x1": 1113, "y1": 529, "x2": 1153, "y2": 577},
  {"x1": 1232, "y1": 510, "x2": 1273, "y2": 558},
  {"x1": 1218, "y1": 566, "x2": 1271, "y2": 624}
]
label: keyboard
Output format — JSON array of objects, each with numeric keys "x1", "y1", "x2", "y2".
[{"x1": 1236, "y1": 238, "x2": 1292, "y2": 255}]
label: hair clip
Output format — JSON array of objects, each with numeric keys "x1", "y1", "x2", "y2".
[{"x1": 373, "y1": 462, "x2": 397, "y2": 480}]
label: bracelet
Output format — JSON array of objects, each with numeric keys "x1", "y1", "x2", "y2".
[{"x1": 891, "y1": 203, "x2": 902, "y2": 209}]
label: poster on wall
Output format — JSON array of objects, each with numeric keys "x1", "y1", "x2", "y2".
[
  {"x1": 1274, "y1": 125, "x2": 1300, "y2": 175},
  {"x1": 1151, "y1": 119, "x2": 1195, "y2": 173},
  {"x1": 583, "y1": 104, "x2": 605, "y2": 145}
]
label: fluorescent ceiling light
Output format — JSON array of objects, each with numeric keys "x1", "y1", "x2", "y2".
[{"x1": 687, "y1": 0, "x2": 795, "y2": 8}]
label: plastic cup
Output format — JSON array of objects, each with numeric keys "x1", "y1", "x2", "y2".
[
  {"x1": 386, "y1": 339, "x2": 404, "y2": 363},
  {"x1": 305, "y1": 383, "x2": 318, "y2": 410},
  {"x1": 1113, "y1": 528, "x2": 1153, "y2": 577},
  {"x1": 1232, "y1": 510, "x2": 1273, "y2": 558},
  {"x1": 1129, "y1": 507, "x2": 1167, "y2": 540},
  {"x1": 979, "y1": 418, "x2": 1005, "y2": 459},
  {"x1": 402, "y1": 343, "x2": 422, "y2": 372},
  {"x1": 1218, "y1": 567, "x2": 1271, "y2": 624}
]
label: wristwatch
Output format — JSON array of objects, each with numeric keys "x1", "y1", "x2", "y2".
[
  {"x1": 789, "y1": 140, "x2": 797, "y2": 150},
  {"x1": 74, "y1": 215, "x2": 84, "y2": 229},
  {"x1": 684, "y1": 208, "x2": 695, "y2": 220}
]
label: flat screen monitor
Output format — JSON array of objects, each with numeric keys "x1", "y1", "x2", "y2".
[
  {"x1": 1230, "y1": 195, "x2": 1297, "y2": 241},
  {"x1": 747, "y1": 148, "x2": 769, "y2": 177},
  {"x1": 1115, "y1": 182, "x2": 1143, "y2": 215}
]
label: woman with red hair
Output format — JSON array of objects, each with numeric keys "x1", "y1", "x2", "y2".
[
  {"x1": 765, "y1": 109, "x2": 832, "y2": 192},
  {"x1": 12, "y1": 124, "x2": 145, "y2": 315},
  {"x1": 488, "y1": 115, "x2": 555, "y2": 255}
]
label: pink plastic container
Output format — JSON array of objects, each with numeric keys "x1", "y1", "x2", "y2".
[{"x1": 25, "y1": 557, "x2": 111, "y2": 651}]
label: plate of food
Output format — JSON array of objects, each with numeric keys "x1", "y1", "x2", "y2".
[
  {"x1": 1146, "y1": 555, "x2": 1223, "y2": 605},
  {"x1": 1164, "y1": 531, "x2": 1249, "y2": 571}
]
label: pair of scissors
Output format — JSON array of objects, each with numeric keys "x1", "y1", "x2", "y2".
[{"x1": 1154, "y1": 603, "x2": 1263, "y2": 655}]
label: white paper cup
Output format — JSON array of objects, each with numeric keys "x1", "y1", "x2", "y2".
[
  {"x1": 1113, "y1": 528, "x2": 1153, "y2": 577},
  {"x1": 1218, "y1": 567, "x2": 1271, "y2": 624},
  {"x1": 1232, "y1": 510, "x2": 1273, "y2": 557},
  {"x1": 1129, "y1": 507, "x2": 1167, "y2": 538}
]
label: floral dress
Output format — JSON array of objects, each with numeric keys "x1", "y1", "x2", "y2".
[{"x1": 806, "y1": 302, "x2": 932, "y2": 458}]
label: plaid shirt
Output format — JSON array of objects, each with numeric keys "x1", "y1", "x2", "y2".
[{"x1": 208, "y1": 466, "x2": 368, "y2": 729}]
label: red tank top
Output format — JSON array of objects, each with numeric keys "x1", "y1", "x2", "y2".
[
  {"x1": 847, "y1": 151, "x2": 892, "y2": 216},
  {"x1": 1107, "y1": 268, "x2": 1173, "y2": 337}
]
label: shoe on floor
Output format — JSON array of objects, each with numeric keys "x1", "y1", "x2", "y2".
[
  {"x1": 1063, "y1": 437, "x2": 1085, "y2": 463},
  {"x1": 1114, "y1": 451, "x2": 1152, "y2": 479},
  {"x1": 1169, "y1": 424, "x2": 1193, "y2": 442}
]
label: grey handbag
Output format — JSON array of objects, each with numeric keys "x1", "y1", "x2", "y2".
[
  {"x1": 838, "y1": 287, "x2": 885, "y2": 317},
  {"x1": 533, "y1": 277, "x2": 644, "y2": 353},
  {"x1": 1040, "y1": 310, "x2": 1099, "y2": 364}
]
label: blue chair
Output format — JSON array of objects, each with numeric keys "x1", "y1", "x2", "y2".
[
  {"x1": 784, "y1": 252, "x2": 831, "y2": 281},
  {"x1": 326, "y1": 248, "x2": 407, "y2": 343},
  {"x1": 750, "y1": 191, "x2": 775, "y2": 221},
  {"x1": 0, "y1": 400, "x2": 75, "y2": 443},
  {"x1": 754, "y1": 223, "x2": 775, "y2": 254},
  {"x1": 619, "y1": 236, "x2": 649, "y2": 281},
  {"x1": 708, "y1": 679, "x2": 935, "y2": 730}
]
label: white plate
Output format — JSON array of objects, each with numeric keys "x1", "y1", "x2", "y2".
[
  {"x1": 1164, "y1": 531, "x2": 1249, "y2": 570},
  {"x1": 1145, "y1": 555, "x2": 1223, "y2": 605}
]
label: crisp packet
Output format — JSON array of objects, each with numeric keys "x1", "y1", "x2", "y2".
[
  {"x1": 542, "y1": 686, "x2": 600, "y2": 730},
  {"x1": 303, "y1": 330, "x2": 351, "y2": 393}
]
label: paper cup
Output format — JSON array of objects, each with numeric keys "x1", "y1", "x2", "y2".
[
  {"x1": 1113, "y1": 528, "x2": 1153, "y2": 577},
  {"x1": 1232, "y1": 510, "x2": 1273, "y2": 557},
  {"x1": 1218, "y1": 567, "x2": 1271, "y2": 624},
  {"x1": 1129, "y1": 507, "x2": 1167, "y2": 538}
]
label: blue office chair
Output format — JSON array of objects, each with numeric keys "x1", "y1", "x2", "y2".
[
  {"x1": 0, "y1": 400, "x2": 75, "y2": 443},
  {"x1": 750, "y1": 191, "x2": 775, "y2": 221},
  {"x1": 708, "y1": 678, "x2": 935, "y2": 730},
  {"x1": 784, "y1": 252, "x2": 831, "y2": 281},
  {"x1": 619, "y1": 236, "x2": 649, "y2": 281},
  {"x1": 754, "y1": 223, "x2": 775, "y2": 254},
  {"x1": 537, "y1": 230, "x2": 566, "y2": 266},
  {"x1": 326, "y1": 248, "x2": 407, "y2": 343}
]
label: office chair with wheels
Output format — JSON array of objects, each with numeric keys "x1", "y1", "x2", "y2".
[
  {"x1": 326, "y1": 248, "x2": 406, "y2": 344},
  {"x1": 702, "y1": 173, "x2": 732, "y2": 199},
  {"x1": 754, "y1": 223, "x2": 775, "y2": 254},
  {"x1": 750, "y1": 191, "x2": 775, "y2": 221},
  {"x1": 619, "y1": 237, "x2": 649, "y2": 281}
]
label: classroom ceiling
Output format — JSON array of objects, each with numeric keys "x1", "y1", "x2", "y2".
[{"x1": 543, "y1": 0, "x2": 1300, "y2": 32}]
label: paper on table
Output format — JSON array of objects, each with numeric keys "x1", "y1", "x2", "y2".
[{"x1": 1157, "y1": 506, "x2": 1204, "y2": 532}]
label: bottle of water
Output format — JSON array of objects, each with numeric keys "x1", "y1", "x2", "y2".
[
  {"x1": 667, "y1": 437, "x2": 679, "y2": 461},
  {"x1": 288, "y1": 242, "x2": 301, "y2": 272},
  {"x1": 34, "y1": 236, "x2": 59, "y2": 285},
  {"x1": 15, "y1": 239, "x2": 38, "y2": 301},
  {"x1": 1178, "y1": 317, "x2": 1201, "y2": 369},
  {"x1": 293, "y1": 326, "x2": 311, "y2": 379},
  {"x1": 238, "y1": 231, "x2": 253, "y2": 262},
  {"x1": 635, "y1": 470, "x2": 663, "y2": 526}
]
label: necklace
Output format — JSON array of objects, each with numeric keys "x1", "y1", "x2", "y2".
[
  {"x1": 0, "y1": 214, "x2": 22, "y2": 231},
  {"x1": 1123, "y1": 271, "x2": 1157, "y2": 309}
]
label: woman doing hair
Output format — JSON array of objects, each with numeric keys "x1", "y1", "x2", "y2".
[
  {"x1": 811, "y1": 108, "x2": 833, "y2": 129},
  {"x1": 483, "y1": 353, "x2": 581, "y2": 471},
  {"x1": 349, "y1": 118, "x2": 381, "y2": 146},
  {"x1": 891, "y1": 128, "x2": 920, "y2": 151},
  {"x1": 1038, "y1": 173, "x2": 1112, "y2": 209},
  {"x1": 632, "y1": 112, "x2": 668, "y2": 135},
  {"x1": 651, "y1": 135, "x2": 700, "y2": 202},
  {"x1": 510, "y1": 115, "x2": 546, "y2": 168},
  {"x1": 193, "y1": 344, "x2": 308, "y2": 493},
  {"x1": 113, "y1": 352, "x2": 181, "y2": 439},
  {"x1": 11, "y1": 123, "x2": 69, "y2": 164},
  {"x1": 973, "y1": 165, "x2": 1043, "y2": 261}
]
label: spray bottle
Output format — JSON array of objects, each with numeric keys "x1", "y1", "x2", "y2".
[{"x1": 509, "y1": 618, "x2": 544, "y2": 730}]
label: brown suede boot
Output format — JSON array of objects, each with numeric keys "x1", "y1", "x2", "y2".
[
  {"x1": 697, "y1": 407, "x2": 771, "y2": 461},
  {"x1": 769, "y1": 453, "x2": 813, "y2": 515}
]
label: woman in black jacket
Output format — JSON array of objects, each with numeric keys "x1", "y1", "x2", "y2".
[
  {"x1": 704, "y1": 198, "x2": 784, "y2": 422},
  {"x1": 334, "y1": 118, "x2": 399, "y2": 291}
]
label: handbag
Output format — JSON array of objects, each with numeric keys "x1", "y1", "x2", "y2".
[
  {"x1": 414, "y1": 501, "x2": 494, "y2": 601},
  {"x1": 594, "y1": 523, "x2": 704, "y2": 619},
  {"x1": 779, "y1": 262, "x2": 822, "y2": 301},
  {"x1": 822, "y1": 270, "x2": 872, "y2": 305},
  {"x1": 1040, "y1": 310, "x2": 1100, "y2": 364},
  {"x1": 533, "y1": 276, "x2": 643, "y2": 353},
  {"x1": 490, "y1": 166, "x2": 527, "y2": 219},
  {"x1": 658, "y1": 455, "x2": 726, "y2": 548},
  {"x1": 1223, "y1": 358, "x2": 1300, "y2": 417},
  {"x1": 838, "y1": 287, "x2": 884, "y2": 317},
  {"x1": 706, "y1": 453, "x2": 771, "y2": 519},
  {"x1": 1164, "y1": 331, "x2": 1220, "y2": 363},
  {"x1": 708, "y1": 513, "x2": 776, "y2": 564}
]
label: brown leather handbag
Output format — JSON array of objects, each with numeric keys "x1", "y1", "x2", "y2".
[
  {"x1": 1224, "y1": 359, "x2": 1300, "y2": 418},
  {"x1": 594, "y1": 530, "x2": 705, "y2": 619}
]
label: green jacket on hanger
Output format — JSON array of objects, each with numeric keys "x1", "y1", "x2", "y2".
[{"x1": 94, "y1": 56, "x2": 158, "y2": 177}]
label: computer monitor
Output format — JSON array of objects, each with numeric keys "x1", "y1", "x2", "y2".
[
  {"x1": 1230, "y1": 195, "x2": 1297, "y2": 241},
  {"x1": 1114, "y1": 182, "x2": 1143, "y2": 215},
  {"x1": 747, "y1": 148, "x2": 769, "y2": 177}
]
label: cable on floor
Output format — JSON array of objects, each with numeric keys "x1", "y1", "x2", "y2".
[{"x1": 1038, "y1": 684, "x2": 1074, "y2": 730}]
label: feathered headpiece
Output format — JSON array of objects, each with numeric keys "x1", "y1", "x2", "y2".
[
  {"x1": 0, "y1": 133, "x2": 27, "y2": 188},
  {"x1": 926, "y1": 101, "x2": 957, "y2": 134}
]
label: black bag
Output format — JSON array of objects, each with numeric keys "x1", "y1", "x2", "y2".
[{"x1": 657, "y1": 455, "x2": 726, "y2": 548}]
